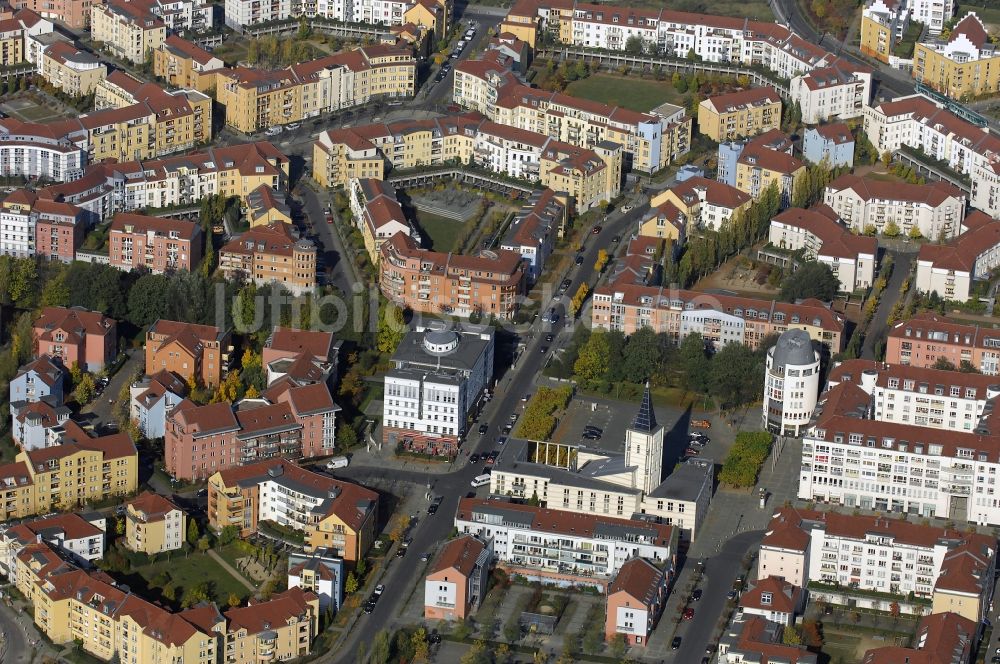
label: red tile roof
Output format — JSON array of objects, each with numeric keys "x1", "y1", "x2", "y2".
[
  {"x1": 225, "y1": 587, "x2": 317, "y2": 635},
  {"x1": 608, "y1": 557, "x2": 665, "y2": 605},
  {"x1": 771, "y1": 205, "x2": 877, "y2": 259},
  {"x1": 127, "y1": 491, "x2": 182, "y2": 522},
  {"x1": 739, "y1": 577, "x2": 802, "y2": 615},
  {"x1": 827, "y1": 174, "x2": 964, "y2": 207},
  {"x1": 703, "y1": 87, "x2": 782, "y2": 114},
  {"x1": 428, "y1": 535, "x2": 487, "y2": 577},
  {"x1": 917, "y1": 211, "x2": 1000, "y2": 272}
]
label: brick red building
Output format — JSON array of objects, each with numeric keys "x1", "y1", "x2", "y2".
[
  {"x1": 32, "y1": 306, "x2": 116, "y2": 372},
  {"x1": 33, "y1": 200, "x2": 84, "y2": 263},
  {"x1": 109, "y1": 213, "x2": 202, "y2": 274}
]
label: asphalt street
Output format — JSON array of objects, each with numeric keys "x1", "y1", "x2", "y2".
[
  {"x1": 0, "y1": 602, "x2": 31, "y2": 664},
  {"x1": 668, "y1": 531, "x2": 764, "y2": 663}
]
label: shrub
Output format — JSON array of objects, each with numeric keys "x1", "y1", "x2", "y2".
[{"x1": 718, "y1": 431, "x2": 773, "y2": 488}]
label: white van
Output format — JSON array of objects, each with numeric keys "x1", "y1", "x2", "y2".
[
  {"x1": 326, "y1": 456, "x2": 349, "y2": 470},
  {"x1": 470, "y1": 474, "x2": 491, "y2": 488}
]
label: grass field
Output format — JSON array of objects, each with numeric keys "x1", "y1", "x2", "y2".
[
  {"x1": 0, "y1": 97, "x2": 76, "y2": 124},
  {"x1": 564, "y1": 74, "x2": 686, "y2": 113},
  {"x1": 413, "y1": 209, "x2": 470, "y2": 252},
  {"x1": 122, "y1": 551, "x2": 251, "y2": 606},
  {"x1": 960, "y1": 3, "x2": 1000, "y2": 26}
]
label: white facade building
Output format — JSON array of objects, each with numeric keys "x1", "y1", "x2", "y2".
[
  {"x1": 864, "y1": 94, "x2": 1000, "y2": 219},
  {"x1": 382, "y1": 324, "x2": 494, "y2": 446},
  {"x1": 790, "y1": 60, "x2": 873, "y2": 124},
  {"x1": 0, "y1": 513, "x2": 105, "y2": 577},
  {"x1": 915, "y1": 211, "x2": 1000, "y2": 303},
  {"x1": 823, "y1": 173, "x2": 966, "y2": 239},
  {"x1": 768, "y1": 205, "x2": 878, "y2": 292},
  {"x1": 454, "y1": 497, "x2": 675, "y2": 589},
  {"x1": 763, "y1": 329, "x2": 821, "y2": 437}
]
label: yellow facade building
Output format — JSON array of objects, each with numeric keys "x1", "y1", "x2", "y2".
[
  {"x1": 403, "y1": 0, "x2": 451, "y2": 41},
  {"x1": 124, "y1": 491, "x2": 186, "y2": 555},
  {"x1": 734, "y1": 137, "x2": 808, "y2": 206},
  {"x1": 153, "y1": 35, "x2": 225, "y2": 91},
  {"x1": 649, "y1": 176, "x2": 753, "y2": 233},
  {"x1": 214, "y1": 45, "x2": 415, "y2": 134},
  {"x1": 40, "y1": 41, "x2": 108, "y2": 96},
  {"x1": 913, "y1": 13, "x2": 1000, "y2": 99},
  {"x1": 860, "y1": 0, "x2": 908, "y2": 63},
  {"x1": 0, "y1": 423, "x2": 138, "y2": 522},
  {"x1": 90, "y1": 0, "x2": 166, "y2": 64},
  {"x1": 697, "y1": 87, "x2": 782, "y2": 142}
]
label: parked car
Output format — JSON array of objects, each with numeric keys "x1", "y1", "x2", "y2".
[
  {"x1": 692, "y1": 588, "x2": 703, "y2": 601},
  {"x1": 621, "y1": 204, "x2": 633, "y2": 213},
  {"x1": 682, "y1": 608, "x2": 695, "y2": 620},
  {"x1": 545, "y1": 333, "x2": 554, "y2": 342},
  {"x1": 582, "y1": 431, "x2": 601, "y2": 441},
  {"x1": 685, "y1": 448, "x2": 700, "y2": 456},
  {"x1": 584, "y1": 425, "x2": 603, "y2": 435},
  {"x1": 671, "y1": 636, "x2": 682, "y2": 650},
  {"x1": 264, "y1": 126, "x2": 282, "y2": 136},
  {"x1": 591, "y1": 225, "x2": 602, "y2": 234},
  {"x1": 478, "y1": 424, "x2": 489, "y2": 435},
  {"x1": 575, "y1": 254, "x2": 584, "y2": 265},
  {"x1": 470, "y1": 453, "x2": 480, "y2": 463},
  {"x1": 692, "y1": 419, "x2": 712, "y2": 429},
  {"x1": 286, "y1": 122, "x2": 301, "y2": 130}
]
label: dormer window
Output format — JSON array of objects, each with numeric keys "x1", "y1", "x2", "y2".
[{"x1": 760, "y1": 592, "x2": 772, "y2": 605}]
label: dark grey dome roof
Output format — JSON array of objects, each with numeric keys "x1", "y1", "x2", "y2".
[{"x1": 771, "y1": 329, "x2": 816, "y2": 367}]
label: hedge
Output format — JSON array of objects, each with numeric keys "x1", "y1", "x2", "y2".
[
  {"x1": 718, "y1": 431, "x2": 772, "y2": 488},
  {"x1": 515, "y1": 386, "x2": 573, "y2": 441}
]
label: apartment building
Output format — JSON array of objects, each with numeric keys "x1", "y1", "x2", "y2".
[
  {"x1": 790, "y1": 58, "x2": 873, "y2": 124},
  {"x1": 886, "y1": 313, "x2": 1000, "y2": 374},
  {"x1": 123, "y1": 491, "x2": 185, "y2": 555},
  {"x1": 207, "y1": 459, "x2": 378, "y2": 561},
  {"x1": 0, "y1": 119, "x2": 86, "y2": 183},
  {"x1": 219, "y1": 222, "x2": 317, "y2": 296},
  {"x1": 153, "y1": 35, "x2": 224, "y2": 89},
  {"x1": 9, "y1": 355, "x2": 64, "y2": 413},
  {"x1": 379, "y1": 233, "x2": 527, "y2": 319},
  {"x1": 828, "y1": 357, "x2": 1000, "y2": 433},
  {"x1": 454, "y1": 57, "x2": 691, "y2": 173},
  {"x1": 213, "y1": 45, "x2": 415, "y2": 134},
  {"x1": 0, "y1": 8, "x2": 52, "y2": 66},
  {"x1": 768, "y1": 205, "x2": 878, "y2": 292},
  {"x1": 763, "y1": 328, "x2": 822, "y2": 437},
  {"x1": 864, "y1": 94, "x2": 1000, "y2": 219},
  {"x1": 33, "y1": 306, "x2": 116, "y2": 372},
  {"x1": 129, "y1": 369, "x2": 187, "y2": 439},
  {"x1": 604, "y1": 557, "x2": 668, "y2": 646},
  {"x1": 863, "y1": 612, "x2": 976, "y2": 664},
  {"x1": 424, "y1": 535, "x2": 492, "y2": 621},
  {"x1": 759, "y1": 507, "x2": 995, "y2": 621},
  {"x1": 455, "y1": 497, "x2": 676, "y2": 591},
  {"x1": 734, "y1": 130, "x2": 807, "y2": 205},
  {"x1": 799, "y1": 372, "x2": 1000, "y2": 531},
  {"x1": 0, "y1": 424, "x2": 137, "y2": 520},
  {"x1": 145, "y1": 319, "x2": 232, "y2": 388},
  {"x1": 38, "y1": 40, "x2": 106, "y2": 95},
  {"x1": 262, "y1": 325, "x2": 341, "y2": 388},
  {"x1": 165, "y1": 383, "x2": 339, "y2": 480},
  {"x1": 500, "y1": 188, "x2": 567, "y2": 282},
  {"x1": 246, "y1": 184, "x2": 291, "y2": 227},
  {"x1": 16, "y1": 0, "x2": 89, "y2": 29},
  {"x1": 802, "y1": 124, "x2": 856, "y2": 168},
  {"x1": 591, "y1": 282, "x2": 845, "y2": 351},
  {"x1": 738, "y1": 578, "x2": 805, "y2": 626},
  {"x1": 382, "y1": 324, "x2": 494, "y2": 453},
  {"x1": 914, "y1": 13, "x2": 1000, "y2": 99},
  {"x1": 108, "y1": 213, "x2": 202, "y2": 274},
  {"x1": 649, "y1": 176, "x2": 751, "y2": 233},
  {"x1": 287, "y1": 549, "x2": 344, "y2": 611},
  {"x1": 90, "y1": 0, "x2": 166, "y2": 63},
  {"x1": 823, "y1": 174, "x2": 966, "y2": 239},
  {"x1": 860, "y1": 0, "x2": 909, "y2": 63},
  {"x1": 222, "y1": 0, "x2": 450, "y2": 31},
  {"x1": 697, "y1": 88, "x2": 782, "y2": 142},
  {"x1": 915, "y1": 211, "x2": 1000, "y2": 301},
  {"x1": 312, "y1": 128, "x2": 385, "y2": 188},
  {"x1": 348, "y1": 178, "x2": 414, "y2": 264},
  {"x1": 0, "y1": 189, "x2": 38, "y2": 257},
  {"x1": 0, "y1": 513, "x2": 105, "y2": 577},
  {"x1": 33, "y1": 199, "x2": 85, "y2": 263},
  {"x1": 718, "y1": 616, "x2": 817, "y2": 664}
]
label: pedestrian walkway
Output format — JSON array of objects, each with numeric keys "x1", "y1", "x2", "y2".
[{"x1": 207, "y1": 549, "x2": 257, "y2": 594}]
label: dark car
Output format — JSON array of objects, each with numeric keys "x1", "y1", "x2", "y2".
[
  {"x1": 429, "y1": 632, "x2": 442, "y2": 645},
  {"x1": 612, "y1": 235, "x2": 621, "y2": 243},
  {"x1": 584, "y1": 425, "x2": 603, "y2": 435},
  {"x1": 575, "y1": 254, "x2": 585, "y2": 265},
  {"x1": 592, "y1": 225, "x2": 602, "y2": 234},
  {"x1": 427, "y1": 503, "x2": 439, "y2": 515},
  {"x1": 502, "y1": 425, "x2": 512, "y2": 435},
  {"x1": 692, "y1": 588, "x2": 703, "y2": 601},
  {"x1": 682, "y1": 608, "x2": 695, "y2": 620},
  {"x1": 540, "y1": 346, "x2": 549, "y2": 354},
  {"x1": 561, "y1": 278, "x2": 572, "y2": 290},
  {"x1": 470, "y1": 453, "x2": 480, "y2": 463},
  {"x1": 582, "y1": 431, "x2": 601, "y2": 441},
  {"x1": 671, "y1": 636, "x2": 682, "y2": 650},
  {"x1": 478, "y1": 424, "x2": 488, "y2": 435},
  {"x1": 545, "y1": 333, "x2": 554, "y2": 342},
  {"x1": 363, "y1": 602, "x2": 375, "y2": 614}
]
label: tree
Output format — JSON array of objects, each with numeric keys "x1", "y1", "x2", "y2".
[
  {"x1": 496, "y1": 643, "x2": 512, "y2": 664},
  {"x1": 710, "y1": 343, "x2": 763, "y2": 408},
  {"x1": 376, "y1": 300, "x2": 406, "y2": 353},
  {"x1": 883, "y1": 219, "x2": 901, "y2": 237},
  {"x1": 574, "y1": 331, "x2": 611, "y2": 382},
  {"x1": 908, "y1": 225, "x2": 922, "y2": 239},
  {"x1": 388, "y1": 514, "x2": 409, "y2": 543},
  {"x1": 181, "y1": 582, "x2": 210, "y2": 608},
  {"x1": 782, "y1": 626, "x2": 803, "y2": 645},
  {"x1": 411, "y1": 628, "x2": 430, "y2": 663},
  {"x1": 959, "y1": 360, "x2": 980, "y2": 373},
  {"x1": 128, "y1": 274, "x2": 172, "y2": 328},
  {"x1": 609, "y1": 633, "x2": 627, "y2": 659},
  {"x1": 197, "y1": 535, "x2": 211, "y2": 553},
  {"x1": 678, "y1": 333, "x2": 711, "y2": 393},
  {"x1": 345, "y1": 572, "x2": 358, "y2": 594},
  {"x1": 227, "y1": 592, "x2": 241, "y2": 607},
  {"x1": 370, "y1": 630, "x2": 391, "y2": 664},
  {"x1": 187, "y1": 519, "x2": 200, "y2": 545},
  {"x1": 219, "y1": 525, "x2": 239, "y2": 546},
  {"x1": 336, "y1": 424, "x2": 358, "y2": 448},
  {"x1": 76, "y1": 373, "x2": 96, "y2": 405},
  {"x1": 621, "y1": 327, "x2": 661, "y2": 383},
  {"x1": 779, "y1": 261, "x2": 840, "y2": 302},
  {"x1": 863, "y1": 223, "x2": 877, "y2": 236},
  {"x1": 624, "y1": 35, "x2": 645, "y2": 54},
  {"x1": 162, "y1": 584, "x2": 176, "y2": 601},
  {"x1": 933, "y1": 357, "x2": 957, "y2": 371},
  {"x1": 672, "y1": 72, "x2": 688, "y2": 93}
]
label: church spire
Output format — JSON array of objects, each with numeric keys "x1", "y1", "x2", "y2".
[{"x1": 631, "y1": 381, "x2": 657, "y2": 432}]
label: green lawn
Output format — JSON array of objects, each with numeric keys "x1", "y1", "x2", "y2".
[
  {"x1": 961, "y1": 3, "x2": 1000, "y2": 27},
  {"x1": 564, "y1": 74, "x2": 687, "y2": 113},
  {"x1": 413, "y1": 210, "x2": 470, "y2": 252},
  {"x1": 123, "y1": 550, "x2": 251, "y2": 606}
]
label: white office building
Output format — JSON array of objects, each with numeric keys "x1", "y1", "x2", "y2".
[{"x1": 763, "y1": 329, "x2": 821, "y2": 437}]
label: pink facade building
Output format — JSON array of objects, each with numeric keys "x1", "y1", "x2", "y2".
[
  {"x1": 34, "y1": 200, "x2": 84, "y2": 263},
  {"x1": 13, "y1": 0, "x2": 90, "y2": 29},
  {"x1": 32, "y1": 306, "x2": 116, "y2": 372},
  {"x1": 424, "y1": 536, "x2": 491, "y2": 621},
  {"x1": 605, "y1": 558, "x2": 668, "y2": 646},
  {"x1": 109, "y1": 213, "x2": 202, "y2": 274},
  {"x1": 165, "y1": 381, "x2": 340, "y2": 480},
  {"x1": 886, "y1": 312, "x2": 1000, "y2": 375},
  {"x1": 262, "y1": 326, "x2": 340, "y2": 387}
]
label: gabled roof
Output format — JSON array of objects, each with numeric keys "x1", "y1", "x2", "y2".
[
  {"x1": 739, "y1": 577, "x2": 802, "y2": 614},
  {"x1": 608, "y1": 557, "x2": 664, "y2": 605},
  {"x1": 428, "y1": 535, "x2": 486, "y2": 577},
  {"x1": 224, "y1": 587, "x2": 317, "y2": 635}
]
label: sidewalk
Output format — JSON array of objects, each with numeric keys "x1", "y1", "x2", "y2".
[{"x1": 207, "y1": 549, "x2": 258, "y2": 594}]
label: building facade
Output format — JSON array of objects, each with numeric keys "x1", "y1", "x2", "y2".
[
  {"x1": 697, "y1": 88, "x2": 782, "y2": 142},
  {"x1": 32, "y1": 306, "x2": 116, "y2": 372},
  {"x1": 123, "y1": 491, "x2": 185, "y2": 555},
  {"x1": 604, "y1": 557, "x2": 668, "y2": 646},
  {"x1": 763, "y1": 329, "x2": 821, "y2": 437},
  {"x1": 424, "y1": 535, "x2": 491, "y2": 621},
  {"x1": 914, "y1": 13, "x2": 1000, "y2": 99},
  {"x1": 885, "y1": 312, "x2": 1000, "y2": 374},
  {"x1": 915, "y1": 211, "x2": 1000, "y2": 302},
  {"x1": 219, "y1": 222, "x2": 317, "y2": 296},
  {"x1": 144, "y1": 320, "x2": 232, "y2": 388}
]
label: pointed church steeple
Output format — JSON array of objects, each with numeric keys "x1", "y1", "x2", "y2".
[{"x1": 631, "y1": 381, "x2": 657, "y2": 433}]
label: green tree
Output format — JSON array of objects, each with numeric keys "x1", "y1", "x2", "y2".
[
  {"x1": 227, "y1": 592, "x2": 241, "y2": 607},
  {"x1": 219, "y1": 525, "x2": 239, "y2": 546},
  {"x1": 128, "y1": 274, "x2": 172, "y2": 327},
  {"x1": 671, "y1": 72, "x2": 688, "y2": 93},
  {"x1": 933, "y1": 357, "x2": 957, "y2": 371},
  {"x1": 574, "y1": 331, "x2": 610, "y2": 382},
  {"x1": 370, "y1": 630, "x2": 391, "y2": 664},
  {"x1": 336, "y1": 423, "x2": 358, "y2": 448},
  {"x1": 181, "y1": 582, "x2": 210, "y2": 608},
  {"x1": 782, "y1": 626, "x2": 803, "y2": 645},
  {"x1": 411, "y1": 628, "x2": 429, "y2": 663},
  {"x1": 76, "y1": 373, "x2": 96, "y2": 405},
  {"x1": 678, "y1": 333, "x2": 711, "y2": 393},
  {"x1": 345, "y1": 572, "x2": 358, "y2": 594},
  {"x1": 197, "y1": 535, "x2": 211, "y2": 553},
  {"x1": 355, "y1": 557, "x2": 367, "y2": 578},
  {"x1": 624, "y1": 35, "x2": 645, "y2": 54},
  {"x1": 779, "y1": 261, "x2": 840, "y2": 302},
  {"x1": 709, "y1": 343, "x2": 763, "y2": 408},
  {"x1": 959, "y1": 360, "x2": 980, "y2": 373},
  {"x1": 621, "y1": 327, "x2": 660, "y2": 383},
  {"x1": 187, "y1": 519, "x2": 200, "y2": 545},
  {"x1": 883, "y1": 219, "x2": 901, "y2": 237},
  {"x1": 376, "y1": 300, "x2": 406, "y2": 353},
  {"x1": 609, "y1": 633, "x2": 627, "y2": 659}
]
